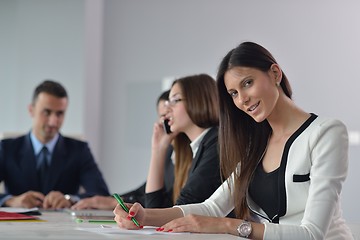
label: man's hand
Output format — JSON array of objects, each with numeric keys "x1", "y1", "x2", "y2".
[
  {"x1": 71, "y1": 195, "x2": 117, "y2": 210},
  {"x1": 5, "y1": 191, "x2": 45, "y2": 208},
  {"x1": 42, "y1": 191, "x2": 72, "y2": 209}
]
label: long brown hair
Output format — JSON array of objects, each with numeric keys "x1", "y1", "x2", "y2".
[
  {"x1": 171, "y1": 74, "x2": 219, "y2": 202},
  {"x1": 216, "y1": 42, "x2": 292, "y2": 219}
]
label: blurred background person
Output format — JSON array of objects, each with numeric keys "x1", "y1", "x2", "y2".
[
  {"x1": 0, "y1": 80, "x2": 109, "y2": 209},
  {"x1": 145, "y1": 74, "x2": 222, "y2": 208}
]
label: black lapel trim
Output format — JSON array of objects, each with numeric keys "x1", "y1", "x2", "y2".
[{"x1": 276, "y1": 113, "x2": 318, "y2": 223}]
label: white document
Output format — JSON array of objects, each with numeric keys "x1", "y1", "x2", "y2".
[
  {"x1": 76, "y1": 225, "x2": 187, "y2": 236},
  {"x1": 0, "y1": 207, "x2": 40, "y2": 214}
]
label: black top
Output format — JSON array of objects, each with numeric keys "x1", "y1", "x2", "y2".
[
  {"x1": 247, "y1": 114, "x2": 318, "y2": 224},
  {"x1": 249, "y1": 164, "x2": 279, "y2": 220},
  {"x1": 145, "y1": 127, "x2": 222, "y2": 208}
]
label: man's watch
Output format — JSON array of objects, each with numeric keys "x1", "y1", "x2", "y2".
[
  {"x1": 64, "y1": 194, "x2": 76, "y2": 204},
  {"x1": 237, "y1": 220, "x2": 252, "y2": 238}
]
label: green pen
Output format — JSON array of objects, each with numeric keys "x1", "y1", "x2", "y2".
[
  {"x1": 112, "y1": 193, "x2": 140, "y2": 227},
  {"x1": 75, "y1": 218, "x2": 117, "y2": 224}
]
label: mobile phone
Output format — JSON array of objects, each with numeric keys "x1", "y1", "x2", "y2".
[{"x1": 163, "y1": 119, "x2": 172, "y2": 134}]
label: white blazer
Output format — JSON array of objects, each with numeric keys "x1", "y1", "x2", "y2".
[{"x1": 177, "y1": 115, "x2": 353, "y2": 240}]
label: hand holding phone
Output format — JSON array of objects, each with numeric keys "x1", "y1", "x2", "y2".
[{"x1": 163, "y1": 119, "x2": 172, "y2": 134}]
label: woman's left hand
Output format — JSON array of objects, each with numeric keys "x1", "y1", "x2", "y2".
[{"x1": 160, "y1": 214, "x2": 231, "y2": 234}]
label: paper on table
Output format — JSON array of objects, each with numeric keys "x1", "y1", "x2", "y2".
[
  {"x1": 76, "y1": 225, "x2": 188, "y2": 235},
  {"x1": 0, "y1": 207, "x2": 41, "y2": 215}
]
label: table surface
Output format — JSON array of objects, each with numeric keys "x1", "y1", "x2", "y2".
[{"x1": 0, "y1": 210, "x2": 243, "y2": 240}]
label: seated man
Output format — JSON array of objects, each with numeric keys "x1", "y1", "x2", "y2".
[{"x1": 0, "y1": 80, "x2": 109, "y2": 209}]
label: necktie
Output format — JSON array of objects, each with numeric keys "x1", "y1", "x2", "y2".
[{"x1": 37, "y1": 146, "x2": 49, "y2": 192}]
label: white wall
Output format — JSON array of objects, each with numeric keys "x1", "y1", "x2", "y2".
[
  {"x1": 0, "y1": 0, "x2": 85, "y2": 136},
  {"x1": 0, "y1": 0, "x2": 359, "y2": 222}
]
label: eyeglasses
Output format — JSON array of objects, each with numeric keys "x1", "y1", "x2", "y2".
[{"x1": 165, "y1": 98, "x2": 183, "y2": 107}]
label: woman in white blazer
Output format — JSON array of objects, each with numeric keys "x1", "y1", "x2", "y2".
[{"x1": 113, "y1": 42, "x2": 353, "y2": 239}]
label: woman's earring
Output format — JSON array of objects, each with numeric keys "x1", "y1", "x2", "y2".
[{"x1": 276, "y1": 82, "x2": 280, "y2": 87}]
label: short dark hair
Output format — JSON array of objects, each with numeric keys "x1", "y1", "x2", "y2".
[
  {"x1": 32, "y1": 80, "x2": 68, "y2": 104},
  {"x1": 156, "y1": 89, "x2": 170, "y2": 106}
]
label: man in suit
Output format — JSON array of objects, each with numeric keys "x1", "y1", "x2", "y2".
[{"x1": 0, "y1": 80, "x2": 109, "y2": 209}]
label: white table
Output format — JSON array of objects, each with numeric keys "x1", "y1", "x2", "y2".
[{"x1": 0, "y1": 210, "x2": 243, "y2": 240}]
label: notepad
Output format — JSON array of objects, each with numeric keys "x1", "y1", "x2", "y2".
[{"x1": 0, "y1": 211, "x2": 38, "y2": 221}]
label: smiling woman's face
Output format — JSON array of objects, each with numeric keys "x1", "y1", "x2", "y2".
[{"x1": 224, "y1": 66, "x2": 280, "y2": 123}]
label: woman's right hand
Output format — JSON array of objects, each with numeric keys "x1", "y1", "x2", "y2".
[
  {"x1": 151, "y1": 121, "x2": 174, "y2": 151},
  {"x1": 113, "y1": 202, "x2": 145, "y2": 229}
]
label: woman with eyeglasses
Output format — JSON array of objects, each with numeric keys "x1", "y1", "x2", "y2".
[{"x1": 145, "y1": 74, "x2": 222, "y2": 209}]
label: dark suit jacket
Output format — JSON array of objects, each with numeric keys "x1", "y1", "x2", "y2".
[
  {"x1": 145, "y1": 127, "x2": 221, "y2": 208},
  {"x1": 0, "y1": 133, "x2": 110, "y2": 200}
]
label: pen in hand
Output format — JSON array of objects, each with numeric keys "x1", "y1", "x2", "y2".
[{"x1": 112, "y1": 193, "x2": 140, "y2": 227}]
